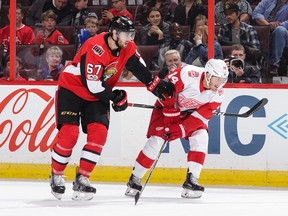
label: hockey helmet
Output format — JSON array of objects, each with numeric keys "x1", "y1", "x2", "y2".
[
  {"x1": 204, "y1": 58, "x2": 228, "y2": 88},
  {"x1": 109, "y1": 16, "x2": 135, "y2": 33}
]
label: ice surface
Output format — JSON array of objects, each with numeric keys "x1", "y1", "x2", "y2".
[{"x1": 0, "y1": 180, "x2": 287, "y2": 216}]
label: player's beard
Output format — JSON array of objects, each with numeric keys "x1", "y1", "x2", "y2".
[{"x1": 117, "y1": 40, "x2": 128, "y2": 49}]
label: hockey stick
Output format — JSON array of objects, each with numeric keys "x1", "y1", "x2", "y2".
[
  {"x1": 128, "y1": 98, "x2": 268, "y2": 118},
  {"x1": 134, "y1": 139, "x2": 168, "y2": 205}
]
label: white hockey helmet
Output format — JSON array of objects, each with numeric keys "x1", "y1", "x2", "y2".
[{"x1": 204, "y1": 58, "x2": 229, "y2": 88}]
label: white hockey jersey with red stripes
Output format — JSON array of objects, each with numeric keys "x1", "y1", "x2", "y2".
[{"x1": 147, "y1": 65, "x2": 225, "y2": 137}]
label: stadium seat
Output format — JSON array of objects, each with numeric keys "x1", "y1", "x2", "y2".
[
  {"x1": 16, "y1": 44, "x2": 39, "y2": 69},
  {"x1": 181, "y1": 25, "x2": 190, "y2": 41},
  {"x1": 136, "y1": 45, "x2": 159, "y2": 70}
]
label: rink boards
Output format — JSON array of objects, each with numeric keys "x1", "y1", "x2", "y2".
[{"x1": 0, "y1": 83, "x2": 288, "y2": 187}]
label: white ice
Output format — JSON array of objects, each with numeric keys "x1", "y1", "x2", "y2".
[{"x1": 0, "y1": 180, "x2": 287, "y2": 216}]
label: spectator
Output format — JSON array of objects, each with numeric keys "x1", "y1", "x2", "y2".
[
  {"x1": 135, "y1": 0, "x2": 175, "y2": 26},
  {"x1": 141, "y1": 7, "x2": 170, "y2": 46},
  {"x1": 226, "y1": 44, "x2": 262, "y2": 83},
  {"x1": 185, "y1": 25, "x2": 223, "y2": 66},
  {"x1": 158, "y1": 49, "x2": 188, "y2": 78},
  {"x1": 158, "y1": 22, "x2": 193, "y2": 69},
  {"x1": 252, "y1": 0, "x2": 288, "y2": 76},
  {"x1": 215, "y1": 0, "x2": 252, "y2": 25},
  {"x1": 0, "y1": 3, "x2": 35, "y2": 52},
  {"x1": 73, "y1": 0, "x2": 94, "y2": 26},
  {"x1": 0, "y1": 55, "x2": 27, "y2": 81},
  {"x1": 77, "y1": 14, "x2": 99, "y2": 49},
  {"x1": 33, "y1": 10, "x2": 69, "y2": 45},
  {"x1": 99, "y1": 0, "x2": 133, "y2": 26},
  {"x1": 26, "y1": 0, "x2": 73, "y2": 26},
  {"x1": 174, "y1": 0, "x2": 207, "y2": 33},
  {"x1": 38, "y1": 46, "x2": 64, "y2": 81},
  {"x1": 218, "y1": 3, "x2": 261, "y2": 65}
]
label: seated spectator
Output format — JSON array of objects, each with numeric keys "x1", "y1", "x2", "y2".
[
  {"x1": 0, "y1": 55, "x2": 27, "y2": 81},
  {"x1": 252, "y1": 0, "x2": 288, "y2": 76},
  {"x1": 33, "y1": 10, "x2": 69, "y2": 45},
  {"x1": 135, "y1": 0, "x2": 174, "y2": 26},
  {"x1": 174, "y1": 0, "x2": 207, "y2": 33},
  {"x1": 226, "y1": 44, "x2": 262, "y2": 83},
  {"x1": 99, "y1": 0, "x2": 133, "y2": 26},
  {"x1": 185, "y1": 24, "x2": 223, "y2": 66},
  {"x1": 141, "y1": 7, "x2": 170, "y2": 46},
  {"x1": 77, "y1": 14, "x2": 99, "y2": 49},
  {"x1": 73, "y1": 0, "x2": 95, "y2": 26},
  {"x1": 158, "y1": 22, "x2": 193, "y2": 69},
  {"x1": 218, "y1": 3, "x2": 261, "y2": 65},
  {"x1": 41, "y1": 46, "x2": 64, "y2": 81},
  {"x1": 26, "y1": 0, "x2": 73, "y2": 26},
  {"x1": 0, "y1": 3, "x2": 35, "y2": 52},
  {"x1": 158, "y1": 49, "x2": 187, "y2": 78},
  {"x1": 215, "y1": 0, "x2": 252, "y2": 25}
]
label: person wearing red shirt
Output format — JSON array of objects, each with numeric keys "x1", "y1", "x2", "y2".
[
  {"x1": 0, "y1": 3, "x2": 35, "y2": 52},
  {"x1": 0, "y1": 56, "x2": 27, "y2": 81},
  {"x1": 49, "y1": 16, "x2": 175, "y2": 201},
  {"x1": 33, "y1": 10, "x2": 69, "y2": 45},
  {"x1": 99, "y1": 0, "x2": 134, "y2": 25}
]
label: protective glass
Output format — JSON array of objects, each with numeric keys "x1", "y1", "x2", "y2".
[{"x1": 117, "y1": 31, "x2": 136, "y2": 41}]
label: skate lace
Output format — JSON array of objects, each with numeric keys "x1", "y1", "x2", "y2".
[
  {"x1": 77, "y1": 175, "x2": 92, "y2": 187},
  {"x1": 131, "y1": 175, "x2": 141, "y2": 186},
  {"x1": 53, "y1": 174, "x2": 65, "y2": 186},
  {"x1": 189, "y1": 175, "x2": 199, "y2": 185}
]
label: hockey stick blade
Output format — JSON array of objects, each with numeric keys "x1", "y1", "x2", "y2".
[
  {"x1": 128, "y1": 98, "x2": 268, "y2": 118},
  {"x1": 215, "y1": 98, "x2": 268, "y2": 117},
  {"x1": 134, "y1": 191, "x2": 140, "y2": 205}
]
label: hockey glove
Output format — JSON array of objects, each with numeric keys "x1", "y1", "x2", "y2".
[
  {"x1": 162, "y1": 107, "x2": 181, "y2": 126},
  {"x1": 78, "y1": 29, "x2": 90, "y2": 45},
  {"x1": 163, "y1": 122, "x2": 187, "y2": 142},
  {"x1": 147, "y1": 76, "x2": 175, "y2": 101},
  {"x1": 112, "y1": 89, "x2": 128, "y2": 112}
]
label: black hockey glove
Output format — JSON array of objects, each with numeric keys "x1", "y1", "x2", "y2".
[
  {"x1": 112, "y1": 89, "x2": 128, "y2": 112},
  {"x1": 147, "y1": 76, "x2": 175, "y2": 100}
]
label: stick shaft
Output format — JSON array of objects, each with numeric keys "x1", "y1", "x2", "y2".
[
  {"x1": 134, "y1": 139, "x2": 168, "y2": 205},
  {"x1": 128, "y1": 98, "x2": 268, "y2": 118}
]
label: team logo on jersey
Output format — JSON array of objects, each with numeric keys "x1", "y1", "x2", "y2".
[
  {"x1": 92, "y1": 44, "x2": 105, "y2": 56},
  {"x1": 177, "y1": 94, "x2": 203, "y2": 109},
  {"x1": 218, "y1": 88, "x2": 224, "y2": 96},
  {"x1": 188, "y1": 70, "x2": 199, "y2": 77},
  {"x1": 103, "y1": 62, "x2": 118, "y2": 81},
  {"x1": 58, "y1": 36, "x2": 65, "y2": 43}
]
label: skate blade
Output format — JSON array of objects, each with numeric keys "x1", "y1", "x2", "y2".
[
  {"x1": 181, "y1": 188, "x2": 202, "y2": 199},
  {"x1": 125, "y1": 187, "x2": 140, "y2": 197},
  {"x1": 51, "y1": 191, "x2": 63, "y2": 200},
  {"x1": 72, "y1": 191, "x2": 94, "y2": 201}
]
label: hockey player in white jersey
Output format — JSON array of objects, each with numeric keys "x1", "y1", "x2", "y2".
[{"x1": 125, "y1": 58, "x2": 229, "y2": 198}]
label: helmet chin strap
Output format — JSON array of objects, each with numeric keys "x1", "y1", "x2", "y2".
[{"x1": 111, "y1": 31, "x2": 120, "y2": 48}]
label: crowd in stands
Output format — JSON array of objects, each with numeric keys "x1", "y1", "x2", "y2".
[{"x1": 0, "y1": 0, "x2": 287, "y2": 83}]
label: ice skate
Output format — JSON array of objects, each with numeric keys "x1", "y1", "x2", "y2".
[
  {"x1": 72, "y1": 174, "x2": 96, "y2": 201},
  {"x1": 181, "y1": 172, "x2": 205, "y2": 199},
  {"x1": 125, "y1": 174, "x2": 142, "y2": 197},
  {"x1": 50, "y1": 173, "x2": 66, "y2": 200}
]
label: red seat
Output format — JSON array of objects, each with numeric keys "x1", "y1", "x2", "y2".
[
  {"x1": 136, "y1": 45, "x2": 159, "y2": 69},
  {"x1": 16, "y1": 44, "x2": 39, "y2": 69}
]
